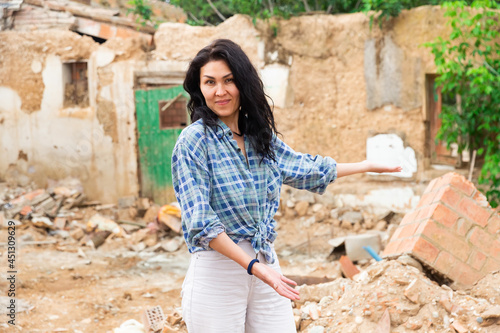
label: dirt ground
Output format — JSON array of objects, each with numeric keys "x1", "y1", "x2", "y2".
[
  {"x1": 1, "y1": 185, "x2": 500, "y2": 333},
  {"x1": 0, "y1": 203, "x2": 341, "y2": 332}
]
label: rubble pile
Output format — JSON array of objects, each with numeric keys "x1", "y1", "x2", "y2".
[
  {"x1": 277, "y1": 187, "x2": 403, "y2": 255},
  {"x1": 2, "y1": 179, "x2": 500, "y2": 332},
  {"x1": 0, "y1": 179, "x2": 184, "y2": 253},
  {"x1": 293, "y1": 260, "x2": 500, "y2": 333}
]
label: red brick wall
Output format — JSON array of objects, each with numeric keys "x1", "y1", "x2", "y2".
[{"x1": 383, "y1": 172, "x2": 500, "y2": 287}]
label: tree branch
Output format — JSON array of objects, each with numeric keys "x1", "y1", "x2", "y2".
[
  {"x1": 355, "y1": 0, "x2": 362, "y2": 11},
  {"x1": 484, "y1": 60, "x2": 500, "y2": 76},
  {"x1": 206, "y1": 0, "x2": 226, "y2": 22},
  {"x1": 188, "y1": 11, "x2": 213, "y2": 26},
  {"x1": 302, "y1": 0, "x2": 311, "y2": 12},
  {"x1": 267, "y1": 0, "x2": 274, "y2": 13}
]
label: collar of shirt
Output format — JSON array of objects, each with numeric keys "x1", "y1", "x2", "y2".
[{"x1": 214, "y1": 119, "x2": 234, "y2": 139}]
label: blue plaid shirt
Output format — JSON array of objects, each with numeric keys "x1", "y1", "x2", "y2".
[{"x1": 172, "y1": 119, "x2": 337, "y2": 263}]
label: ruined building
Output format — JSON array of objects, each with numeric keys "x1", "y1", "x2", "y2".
[{"x1": 0, "y1": 2, "x2": 479, "y2": 210}]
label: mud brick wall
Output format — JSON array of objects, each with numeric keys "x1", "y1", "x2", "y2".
[{"x1": 383, "y1": 172, "x2": 500, "y2": 287}]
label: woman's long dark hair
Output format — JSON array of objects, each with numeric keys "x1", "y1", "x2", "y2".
[{"x1": 183, "y1": 39, "x2": 278, "y2": 162}]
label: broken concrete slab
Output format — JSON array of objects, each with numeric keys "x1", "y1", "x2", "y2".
[
  {"x1": 345, "y1": 233, "x2": 381, "y2": 261},
  {"x1": 339, "y1": 211, "x2": 363, "y2": 224},
  {"x1": 328, "y1": 233, "x2": 382, "y2": 262}
]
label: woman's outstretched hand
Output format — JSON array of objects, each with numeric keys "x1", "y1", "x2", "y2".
[
  {"x1": 364, "y1": 160, "x2": 403, "y2": 173},
  {"x1": 252, "y1": 263, "x2": 300, "y2": 301}
]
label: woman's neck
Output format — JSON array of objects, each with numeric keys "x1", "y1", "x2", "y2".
[{"x1": 219, "y1": 117, "x2": 240, "y2": 135}]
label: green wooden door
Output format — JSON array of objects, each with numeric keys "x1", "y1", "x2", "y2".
[{"x1": 135, "y1": 85, "x2": 189, "y2": 205}]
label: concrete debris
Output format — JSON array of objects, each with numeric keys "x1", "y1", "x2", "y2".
[
  {"x1": 113, "y1": 319, "x2": 145, "y2": 333},
  {"x1": 291, "y1": 260, "x2": 500, "y2": 332},
  {"x1": 339, "y1": 211, "x2": 364, "y2": 224},
  {"x1": 0, "y1": 182, "x2": 186, "y2": 252},
  {"x1": 375, "y1": 309, "x2": 391, "y2": 333},
  {"x1": 295, "y1": 200, "x2": 310, "y2": 216},
  {"x1": 404, "y1": 278, "x2": 434, "y2": 304},
  {"x1": 166, "y1": 311, "x2": 182, "y2": 326},
  {"x1": 397, "y1": 254, "x2": 424, "y2": 272},
  {"x1": 2, "y1": 177, "x2": 500, "y2": 332},
  {"x1": 87, "y1": 214, "x2": 124, "y2": 236},
  {"x1": 480, "y1": 305, "x2": 500, "y2": 327}
]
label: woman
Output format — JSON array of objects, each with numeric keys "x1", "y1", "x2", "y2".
[{"x1": 172, "y1": 39, "x2": 401, "y2": 332}]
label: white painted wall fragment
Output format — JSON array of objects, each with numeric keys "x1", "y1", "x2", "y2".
[
  {"x1": 260, "y1": 64, "x2": 294, "y2": 108},
  {"x1": 366, "y1": 134, "x2": 417, "y2": 178},
  {"x1": 96, "y1": 47, "x2": 116, "y2": 68}
]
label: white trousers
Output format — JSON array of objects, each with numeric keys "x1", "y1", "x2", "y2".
[{"x1": 181, "y1": 241, "x2": 296, "y2": 333}]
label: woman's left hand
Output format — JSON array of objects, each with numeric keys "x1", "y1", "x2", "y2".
[{"x1": 251, "y1": 262, "x2": 300, "y2": 301}]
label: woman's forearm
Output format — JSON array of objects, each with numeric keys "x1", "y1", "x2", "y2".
[
  {"x1": 209, "y1": 232, "x2": 255, "y2": 270},
  {"x1": 336, "y1": 162, "x2": 370, "y2": 178},
  {"x1": 336, "y1": 160, "x2": 402, "y2": 178}
]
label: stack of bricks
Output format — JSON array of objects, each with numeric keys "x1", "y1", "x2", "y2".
[{"x1": 383, "y1": 172, "x2": 500, "y2": 287}]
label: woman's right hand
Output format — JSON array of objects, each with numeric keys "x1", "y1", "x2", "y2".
[{"x1": 252, "y1": 262, "x2": 300, "y2": 301}]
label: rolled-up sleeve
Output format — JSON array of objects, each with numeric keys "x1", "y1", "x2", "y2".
[
  {"x1": 274, "y1": 137, "x2": 337, "y2": 194},
  {"x1": 172, "y1": 142, "x2": 225, "y2": 251}
]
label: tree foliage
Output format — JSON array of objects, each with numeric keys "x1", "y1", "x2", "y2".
[
  {"x1": 127, "y1": 0, "x2": 154, "y2": 26},
  {"x1": 169, "y1": 0, "x2": 467, "y2": 26},
  {"x1": 425, "y1": 0, "x2": 500, "y2": 206}
]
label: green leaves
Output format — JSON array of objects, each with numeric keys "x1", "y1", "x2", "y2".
[
  {"x1": 127, "y1": 0, "x2": 154, "y2": 27},
  {"x1": 425, "y1": 0, "x2": 500, "y2": 207},
  {"x1": 169, "y1": 0, "x2": 476, "y2": 26}
]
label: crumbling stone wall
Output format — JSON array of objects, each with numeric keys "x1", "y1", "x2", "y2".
[{"x1": 268, "y1": 7, "x2": 451, "y2": 175}]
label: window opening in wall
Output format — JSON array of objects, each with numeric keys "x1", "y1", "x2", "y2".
[
  {"x1": 158, "y1": 93, "x2": 187, "y2": 129},
  {"x1": 63, "y1": 61, "x2": 89, "y2": 108}
]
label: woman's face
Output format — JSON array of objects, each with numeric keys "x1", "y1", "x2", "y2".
[{"x1": 199, "y1": 60, "x2": 240, "y2": 124}]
